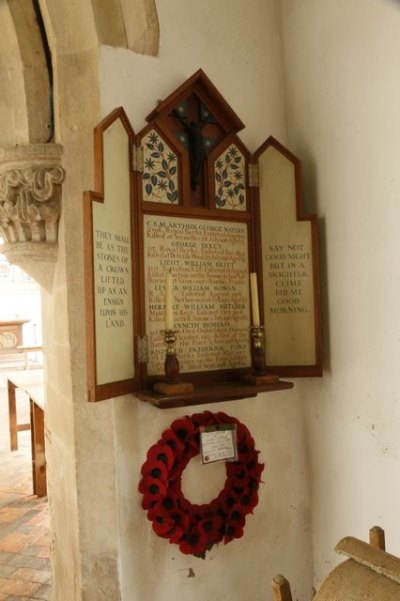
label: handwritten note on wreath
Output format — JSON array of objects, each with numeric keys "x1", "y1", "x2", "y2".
[{"x1": 200, "y1": 425, "x2": 237, "y2": 464}]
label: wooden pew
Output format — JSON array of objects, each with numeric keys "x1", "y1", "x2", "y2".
[{"x1": 272, "y1": 526, "x2": 395, "y2": 601}]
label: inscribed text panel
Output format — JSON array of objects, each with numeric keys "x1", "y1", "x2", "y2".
[
  {"x1": 144, "y1": 214, "x2": 251, "y2": 375},
  {"x1": 93, "y1": 119, "x2": 135, "y2": 385}
]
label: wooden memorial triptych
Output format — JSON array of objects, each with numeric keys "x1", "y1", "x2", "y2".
[{"x1": 84, "y1": 70, "x2": 322, "y2": 402}]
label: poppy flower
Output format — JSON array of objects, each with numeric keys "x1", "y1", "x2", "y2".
[
  {"x1": 148, "y1": 498, "x2": 174, "y2": 521},
  {"x1": 227, "y1": 505, "x2": 246, "y2": 523},
  {"x1": 246, "y1": 460, "x2": 264, "y2": 480},
  {"x1": 198, "y1": 514, "x2": 223, "y2": 544},
  {"x1": 239, "y1": 491, "x2": 259, "y2": 513},
  {"x1": 226, "y1": 463, "x2": 247, "y2": 485},
  {"x1": 179, "y1": 529, "x2": 208, "y2": 555},
  {"x1": 167, "y1": 525, "x2": 186, "y2": 544},
  {"x1": 152, "y1": 514, "x2": 176, "y2": 538},
  {"x1": 191, "y1": 411, "x2": 214, "y2": 428},
  {"x1": 237, "y1": 439, "x2": 256, "y2": 458},
  {"x1": 217, "y1": 488, "x2": 236, "y2": 515},
  {"x1": 152, "y1": 515, "x2": 187, "y2": 543},
  {"x1": 236, "y1": 421, "x2": 251, "y2": 441},
  {"x1": 139, "y1": 476, "x2": 167, "y2": 508},
  {"x1": 146, "y1": 442, "x2": 175, "y2": 470},
  {"x1": 223, "y1": 520, "x2": 245, "y2": 543},
  {"x1": 214, "y1": 411, "x2": 238, "y2": 426},
  {"x1": 141, "y1": 459, "x2": 169, "y2": 482},
  {"x1": 161, "y1": 428, "x2": 185, "y2": 455},
  {"x1": 171, "y1": 417, "x2": 195, "y2": 438}
]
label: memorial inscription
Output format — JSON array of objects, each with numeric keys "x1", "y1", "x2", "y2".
[
  {"x1": 144, "y1": 215, "x2": 251, "y2": 376},
  {"x1": 265, "y1": 242, "x2": 312, "y2": 316},
  {"x1": 94, "y1": 228, "x2": 131, "y2": 330}
]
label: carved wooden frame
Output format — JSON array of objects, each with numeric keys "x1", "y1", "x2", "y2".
[{"x1": 83, "y1": 71, "x2": 322, "y2": 403}]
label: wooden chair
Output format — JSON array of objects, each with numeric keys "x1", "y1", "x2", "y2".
[{"x1": 272, "y1": 526, "x2": 389, "y2": 601}]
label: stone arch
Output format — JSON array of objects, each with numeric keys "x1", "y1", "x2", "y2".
[
  {"x1": 0, "y1": 0, "x2": 159, "y2": 149},
  {"x1": 0, "y1": 0, "x2": 50, "y2": 146}
]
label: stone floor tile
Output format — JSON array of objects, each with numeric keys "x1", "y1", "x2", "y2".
[
  {"x1": 31, "y1": 582, "x2": 51, "y2": 599},
  {"x1": 8, "y1": 568, "x2": 50, "y2": 585},
  {"x1": 0, "y1": 578, "x2": 41, "y2": 596},
  {"x1": 0, "y1": 566, "x2": 15, "y2": 578},
  {"x1": 7, "y1": 555, "x2": 49, "y2": 571},
  {"x1": 0, "y1": 389, "x2": 50, "y2": 599},
  {"x1": 0, "y1": 509, "x2": 30, "y2": 524},
  {"x1": 0, "y1": 552, "x2": 16, "y2": 565},
  {"x1": 20, "y1": 548, "x2": 43, "y2": 559}
]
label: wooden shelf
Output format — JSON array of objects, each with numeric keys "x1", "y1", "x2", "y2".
[{"x1": 136, "y1": 379, "x2": 294, "y2": 409}]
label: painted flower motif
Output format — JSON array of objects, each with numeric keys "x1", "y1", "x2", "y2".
[
  {"x1": 214, "y1": 144, "x2": 246, "y2": 210},
  {"x1": 138, "y1": 411, "x2": 264, "y2": 557},
  {"x1": 149, "y1": 131, "x2": 159, "y2": 144},
  {"x1": 142, "y1": 129, "x2": 179, "y2": 204},
  {"x1": 144, "y1": 158, "x2": 155, "y2": 170}
]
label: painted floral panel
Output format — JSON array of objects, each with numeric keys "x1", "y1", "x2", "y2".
[
  {"x1": 142, "y1": 130, "x2": 179, "y2": 204},
  {"x1": 215, "y1": 145, "x2": 246, "y2": 211}
]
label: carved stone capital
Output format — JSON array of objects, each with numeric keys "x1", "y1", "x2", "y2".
[
  {"x1": 0, "y1": 144, "x2": 64, "y2": 290},
  {"x1": 0, "y1": 144, "x2": 64, "y2": 244}
]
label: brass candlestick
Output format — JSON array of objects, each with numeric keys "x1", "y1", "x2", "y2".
[
  {"x1": 153, "y1": 330, "x2": 194, "y2": 395},
  {"x1": 242, "y1": 326, "x2": 280, "y2": 385},
  {"x1": 250, "y1": 326, "x2": 267, "y2": 376},
  {"x1": 164, "y1": 329, "x2": 180, "y2": 384}
]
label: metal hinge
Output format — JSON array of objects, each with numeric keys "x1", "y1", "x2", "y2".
[
  {"x1": 137, "y1": 335, "x2": 149, "y2": 364},
  {"x1": 132, "y1": 144, "x2": 143, "y2": 173},
  {"x1": 248, "y1": 163, "x2": 259, "y2": 187}
]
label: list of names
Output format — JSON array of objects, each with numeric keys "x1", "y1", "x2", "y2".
[{"x1": 144, "y1": 215, "x2": 251, "y2": 375}]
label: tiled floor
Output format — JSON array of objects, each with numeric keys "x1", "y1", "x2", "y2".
[{"x1": 0, "y1": 375, "x2": 51, "y2": 601}]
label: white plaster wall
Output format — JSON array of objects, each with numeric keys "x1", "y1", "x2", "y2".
[
  {"x1": 101, "y1": 1, "x2": 313, "y2": 600},
  {"x1": 280, "y1": 0, "x2": 400, "y2": 587}
]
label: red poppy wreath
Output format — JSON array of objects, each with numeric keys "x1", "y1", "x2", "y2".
[{"x1": 139, "y1": 411, "x2": 264, "y2": 558}]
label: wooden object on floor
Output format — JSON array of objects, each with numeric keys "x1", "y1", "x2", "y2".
[
  {"x1": 7, "y1": 370, "x2": 46, "y2": 497},
  {"x1": 8, "y1": 378, "x2": 30, "y2": 451},
  {"x1": 30, "y1": 392, "x2": 46, "y2": 497},
  {"x1": 273, "y1": 527, "x2": 400, "y2": 601},
  {"x1": 272, "y1": 575, "x2": 293, "y2": 601}
]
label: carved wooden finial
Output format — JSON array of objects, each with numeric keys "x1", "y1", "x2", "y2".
[
  {"x1": 369, "y1": 525, "x2": 386, "y2": 551},
  {"x1": 272, "y1": 574, "x2": 293, "y2": 601}
]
